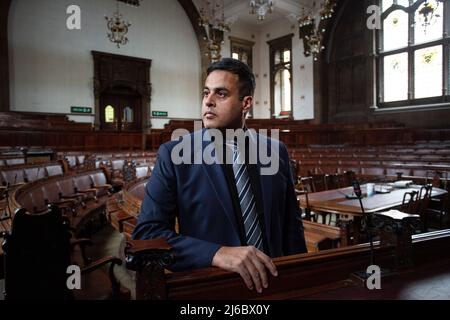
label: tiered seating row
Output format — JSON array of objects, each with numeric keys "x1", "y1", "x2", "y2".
[
  {"x1": 0, "y1": 161, "x2": 64, "y2": 186},
  {"x1": 290, "y1": 143, "x2": 450, "y2": 187},
  {"x1": 56, "y1": 151, "x2": 157, "y2": 172},
  {"x1": 10, "y1": 169, "x2": 112, "y2": 233}
]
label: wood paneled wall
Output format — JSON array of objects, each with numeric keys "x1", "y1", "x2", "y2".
[
  {"x1": 0, "y1": 0, "x2": 12, "y2": 112},
  {"x1": 0, "y1": 130, "x2": 142, "y2": 151},
  {"x1": 0, "y1": 112, "x2": 142, "y2": 150},
  {"x1": 144, "y1": 119, "x2": 450, "y2": 150}
]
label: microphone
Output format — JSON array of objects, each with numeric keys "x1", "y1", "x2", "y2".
[
  {"x1": 352, "y1": 179, "x2": 374, "y2": 267},
  {"x1": 352, "y1": 180, "x2": 362, "y2": 199}
]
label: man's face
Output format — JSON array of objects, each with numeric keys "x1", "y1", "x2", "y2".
[{"x1": 202, "y1": 70, "x2": 252, "y2": 130}]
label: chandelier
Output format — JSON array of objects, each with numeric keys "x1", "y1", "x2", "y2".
[
  {"x1": 297, "y1": 0, "x2": 336, "y2": 61},
  {"x1": 198, "y1": 0, "x2": 232, "y2": 63},
  {"x1": 105, "y1": 2, "x2": 131, "y2": 48},
  {"x1": 117, "y1": 0, "x2": 140, "y2": 6},
  {"x1": 249, "y1": 0, "x2": 274, "y2": 21}
]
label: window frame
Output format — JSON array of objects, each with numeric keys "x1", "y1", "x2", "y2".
[
  {"x1": 267, "y1": 34, "x2": 294, "y2": 118},
  {"x1": 376, "y1": 0, "x2": 450, "y2": 109},
  {"x1": 229, "y1": 36, "x2": 255, "y2": 117}
]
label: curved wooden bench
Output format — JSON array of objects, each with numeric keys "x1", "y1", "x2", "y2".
[
  {"x1": 10, "y1": 169, "x2": 113, "y2": 236},
  {"x1": 107, "y1": 178, "x2": 148, "y2": 239}
]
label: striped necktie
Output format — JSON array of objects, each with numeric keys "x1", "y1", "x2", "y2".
[{"x1": 231, "y1": 142, "x2": 264, "y2": 251}]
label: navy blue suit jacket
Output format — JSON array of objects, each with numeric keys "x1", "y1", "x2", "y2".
[{"x1": 132, "y1": 129, "x2": 307, "y2": 271}]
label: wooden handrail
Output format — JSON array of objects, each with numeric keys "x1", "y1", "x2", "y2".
[{"x1": 125, "y1": 229, "x2": 450, "y2": 300}]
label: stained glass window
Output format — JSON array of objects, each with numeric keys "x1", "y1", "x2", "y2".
[
  {"x1": 414, "y1": 0, "x2": 443, "y2": 44},
  {"x1": 397, "y1": 0, "x2": 410, "y2": 7},
  {"x1": 274, "y1": 51, "x2": 281, "y2": 64},
  {"x1": 268, "y1": 34, "x2": 293, "y2": 118},
  {"x1": 383, "y1": 10, "x2": 408, "y2": 51},
  {"x1": 414, "y1": 45, "x2": 443, "y2": 98},
  {"x1": 384, "y1": 53, "x2": 409, "y2": 102},
  {"x1": 379, "y1": 0, "x2": 448, "y2": 106},
  {"x1": 283, "y1": 50, "x2": 291, "y2": 63},
  {"x1": 382, "y1": 0, "x2": 393, "y2": 12}
]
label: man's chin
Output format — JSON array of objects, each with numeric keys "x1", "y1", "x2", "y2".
[{"x1": 203, "y1": 120, "x2": 221, "y2": 130}]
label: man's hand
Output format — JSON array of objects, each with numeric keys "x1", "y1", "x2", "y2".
[{"x1": 211, "y1": 246, "x2": 278, "y2": 293}]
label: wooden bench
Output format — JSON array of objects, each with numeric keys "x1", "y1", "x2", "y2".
[{"x1": 303, "y1": 220, "x2": 341, "y2": 252}]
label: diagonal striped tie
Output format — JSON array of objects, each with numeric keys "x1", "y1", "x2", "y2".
[{"x1": 231, "y1": 142, "x2": 264, "y2": 251}]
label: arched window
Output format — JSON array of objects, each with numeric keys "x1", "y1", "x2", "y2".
[
  {"x1": 123, "y1": 106, "x2": 134, "y2": 123},
  {"x1": 105, "y1": 105, "x2": 115, "y2": 123},
  {"x1": 268, "y1": 34, "x2": 293, "y2": 118},
  {"x1": 378, "y1": 0, "x2": 449, "y2": 107}
]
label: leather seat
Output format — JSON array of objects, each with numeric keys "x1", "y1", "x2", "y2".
[
  {"x1": 24, "y1": 167, "x2": 46, "y2": 182},
  {"x1": 45, "y1": 164, "x2": 63, "y2": 177}
]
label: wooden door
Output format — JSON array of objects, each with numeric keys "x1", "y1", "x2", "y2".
[{"x1": 100, "y1": 93, "x2": 141, "y2": 132}]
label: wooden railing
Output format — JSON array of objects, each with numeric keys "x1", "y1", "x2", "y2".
[
  {"x1": 124, "y1": 230, "x2": 450, "y2": 300},
  {"x1": 145, "y1": 119, "x2": 450, "y2": 150},
  {"x1": 0, "y1": 112, "x2": 143, "y2": 150}
]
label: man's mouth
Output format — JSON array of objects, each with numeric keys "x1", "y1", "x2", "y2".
[{"x1": 204, "y1": 112, "x2": 217, "y2": 118}]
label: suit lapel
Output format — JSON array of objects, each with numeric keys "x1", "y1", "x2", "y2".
[{"x1": 200, "y1": 130, "x2": 239, "y2": 233}]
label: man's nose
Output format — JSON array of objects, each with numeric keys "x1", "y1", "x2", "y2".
[{"x1": 204, "y1": 94, "x2": 215, "y2": 108}]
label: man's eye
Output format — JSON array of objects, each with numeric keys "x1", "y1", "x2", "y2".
[
  {"x1": 217, "y1": 91, "x2": 227, "y2": 97},
  {"x1": 202, "y1": 91, "x2": 209, "y2": 97}
]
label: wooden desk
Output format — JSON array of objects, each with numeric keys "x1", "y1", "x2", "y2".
[
  {"x1": 299, "y1": 184, "x2": 447, "y2": 215},
  {"x1": 298, "y1": 184, "x2": 448, "y2": 245}
]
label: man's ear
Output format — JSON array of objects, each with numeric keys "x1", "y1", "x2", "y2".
[{"x1": 242, "y1": 96, "x2": 253, "y2": 115}]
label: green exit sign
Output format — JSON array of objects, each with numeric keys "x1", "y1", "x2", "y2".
[
  {"x1": 71, "y1": 106, "x2": 92, "y2": 114},
  {"x1": 152, "y1": 111, "x2": 168, "y2": 117}
]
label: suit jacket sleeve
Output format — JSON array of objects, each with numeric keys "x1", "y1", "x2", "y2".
[
  {"x1": 132, "y1": 143, "x2": 221, "y2": 271},
  {"x1": 280, "y1": 142, "x2": 307, "y2": 255}
]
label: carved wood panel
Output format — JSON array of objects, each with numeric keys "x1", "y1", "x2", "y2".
[{"x1": 92, "y1": 51, "x2": 151, "y2": 135}]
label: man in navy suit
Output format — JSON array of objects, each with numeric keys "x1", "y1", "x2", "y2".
[{"x1": 133, "y1": 58, "x2": 306, "y2": 293}]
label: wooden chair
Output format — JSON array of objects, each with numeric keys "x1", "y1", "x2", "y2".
[
  {"x1": 400, "y1": 190, "x2": 419, "y2": 215},
  {"x1": 295, "y1": 177, "x2": 314, "y2": 221},
  {"x1": 2, "y1": 206, "x2": 73, "y2": 299},
  {"x1": 1, "y1": 206, "x2": 124, "y2": 300}
]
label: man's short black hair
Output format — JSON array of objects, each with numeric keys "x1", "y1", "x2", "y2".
[{"x1": 207, "y1": 58, "x2": 256, "y2": 100}]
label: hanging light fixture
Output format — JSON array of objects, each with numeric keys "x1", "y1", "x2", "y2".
[
  {"x1": 249, "y1": 0, "x2": 274, "y2": 21},
  {"x1": 105, "y1": 1, "x2": 131, "y2": 48},
  {"x1": 117, "y1": 0, "x2": 140, "y2": 6},
  {"x1": 297, "y1": 0, "x2": 336, "y2": 61},
  {"x1": 198, "y1": 0, "x2": 232, "y2": 63}
]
